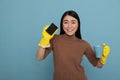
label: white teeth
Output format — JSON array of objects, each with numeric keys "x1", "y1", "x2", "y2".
[{"x1": 67, "y1": 29, "x2": 73, "y2": 32}]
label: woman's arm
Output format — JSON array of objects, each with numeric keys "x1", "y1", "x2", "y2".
[
  {"x1": 36, "y1": 24, "x2": 57, "y2": 61},
  {"x1": 36, "y1": 47, "x2": 46, "y2": 61}
]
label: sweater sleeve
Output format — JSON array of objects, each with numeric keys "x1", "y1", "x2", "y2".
[{"x1": 84, "y1": 41, "x2": 99, "y2": 66}]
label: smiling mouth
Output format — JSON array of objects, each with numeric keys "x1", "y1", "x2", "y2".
[{"x1": 67, "y1": 29, "x2": 74, "y2": 32}]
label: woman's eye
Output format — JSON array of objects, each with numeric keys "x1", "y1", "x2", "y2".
[
  {"x1": 63, "y1": 21, "x2": 68, "y2": 24},
  {"x1": 72, "y1": 22, "x2": 76, "y2": 24}
]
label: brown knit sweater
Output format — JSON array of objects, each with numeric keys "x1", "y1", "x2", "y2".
[{"x1": 43, "y1": 34, "x2": 99, "y2": 80}]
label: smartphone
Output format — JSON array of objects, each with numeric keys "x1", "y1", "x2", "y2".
[{"x1": 46, "y1": 23, "x2": 58, "y2": 35}]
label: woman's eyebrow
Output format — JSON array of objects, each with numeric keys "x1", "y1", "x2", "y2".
[
  {"x1": 63, "y1": 20, "x2": 76, "y2": 21},
  {"x1": 71, "y1": 20, "x2": 76, "y2": 22},
  {"x1": 63, "y1": 20, "x2": 68, "y2": 21}
]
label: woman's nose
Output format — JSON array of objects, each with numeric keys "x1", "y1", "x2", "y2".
[{"x1": 68, "y1": 23, "x2": 72, "y2": 28}]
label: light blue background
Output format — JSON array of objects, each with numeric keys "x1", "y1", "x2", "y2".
[{"x1": 0, "y1": 0, "x2": 120, "y2": 80}]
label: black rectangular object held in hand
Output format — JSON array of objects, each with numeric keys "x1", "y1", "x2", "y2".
[{"x1": 46, "y1": 23, "x2": 58, "y2": 35}]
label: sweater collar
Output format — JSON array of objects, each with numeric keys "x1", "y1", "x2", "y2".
[{"x1": 62, "y1": 34, "x2": 78, "y2": 40}]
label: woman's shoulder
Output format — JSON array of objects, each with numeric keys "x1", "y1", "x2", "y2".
[
  {"x1": 78, "y1": 39, "x2": 91, "y2": 46},
  {"x1": 50, "y1": 34, "x2": 63, "y2": 44},
  {"x1": 51, "y1": 34, "x2": 61, "y2": 41},
  {"x1": 53, "y1": 34, "x2": 60, "y2": 38}
]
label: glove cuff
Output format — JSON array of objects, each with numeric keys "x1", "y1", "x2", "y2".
[{"x1": 38, "y1": 38, "x2": 50, "y2": 48}]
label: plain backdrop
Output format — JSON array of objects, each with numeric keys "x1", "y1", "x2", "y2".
[{"x1": 0, "y1": 0, "x2": 120, "y2": 80}]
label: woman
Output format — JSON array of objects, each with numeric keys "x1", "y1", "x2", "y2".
[{"x1": 36, "y1": 10, "x2": 110, "y2": 80}]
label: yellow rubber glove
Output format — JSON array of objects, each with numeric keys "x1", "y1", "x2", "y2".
[
  {"x1": 100, "y1": 43, "x2": 110, "y2": 64},
  {"x1": 38, "y1": 24, "x2": 58, "y2": 48}
]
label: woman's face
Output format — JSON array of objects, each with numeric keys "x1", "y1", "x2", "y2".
[{"x1": 63, "y1": 15, "x2": 78, "y2": 36}]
